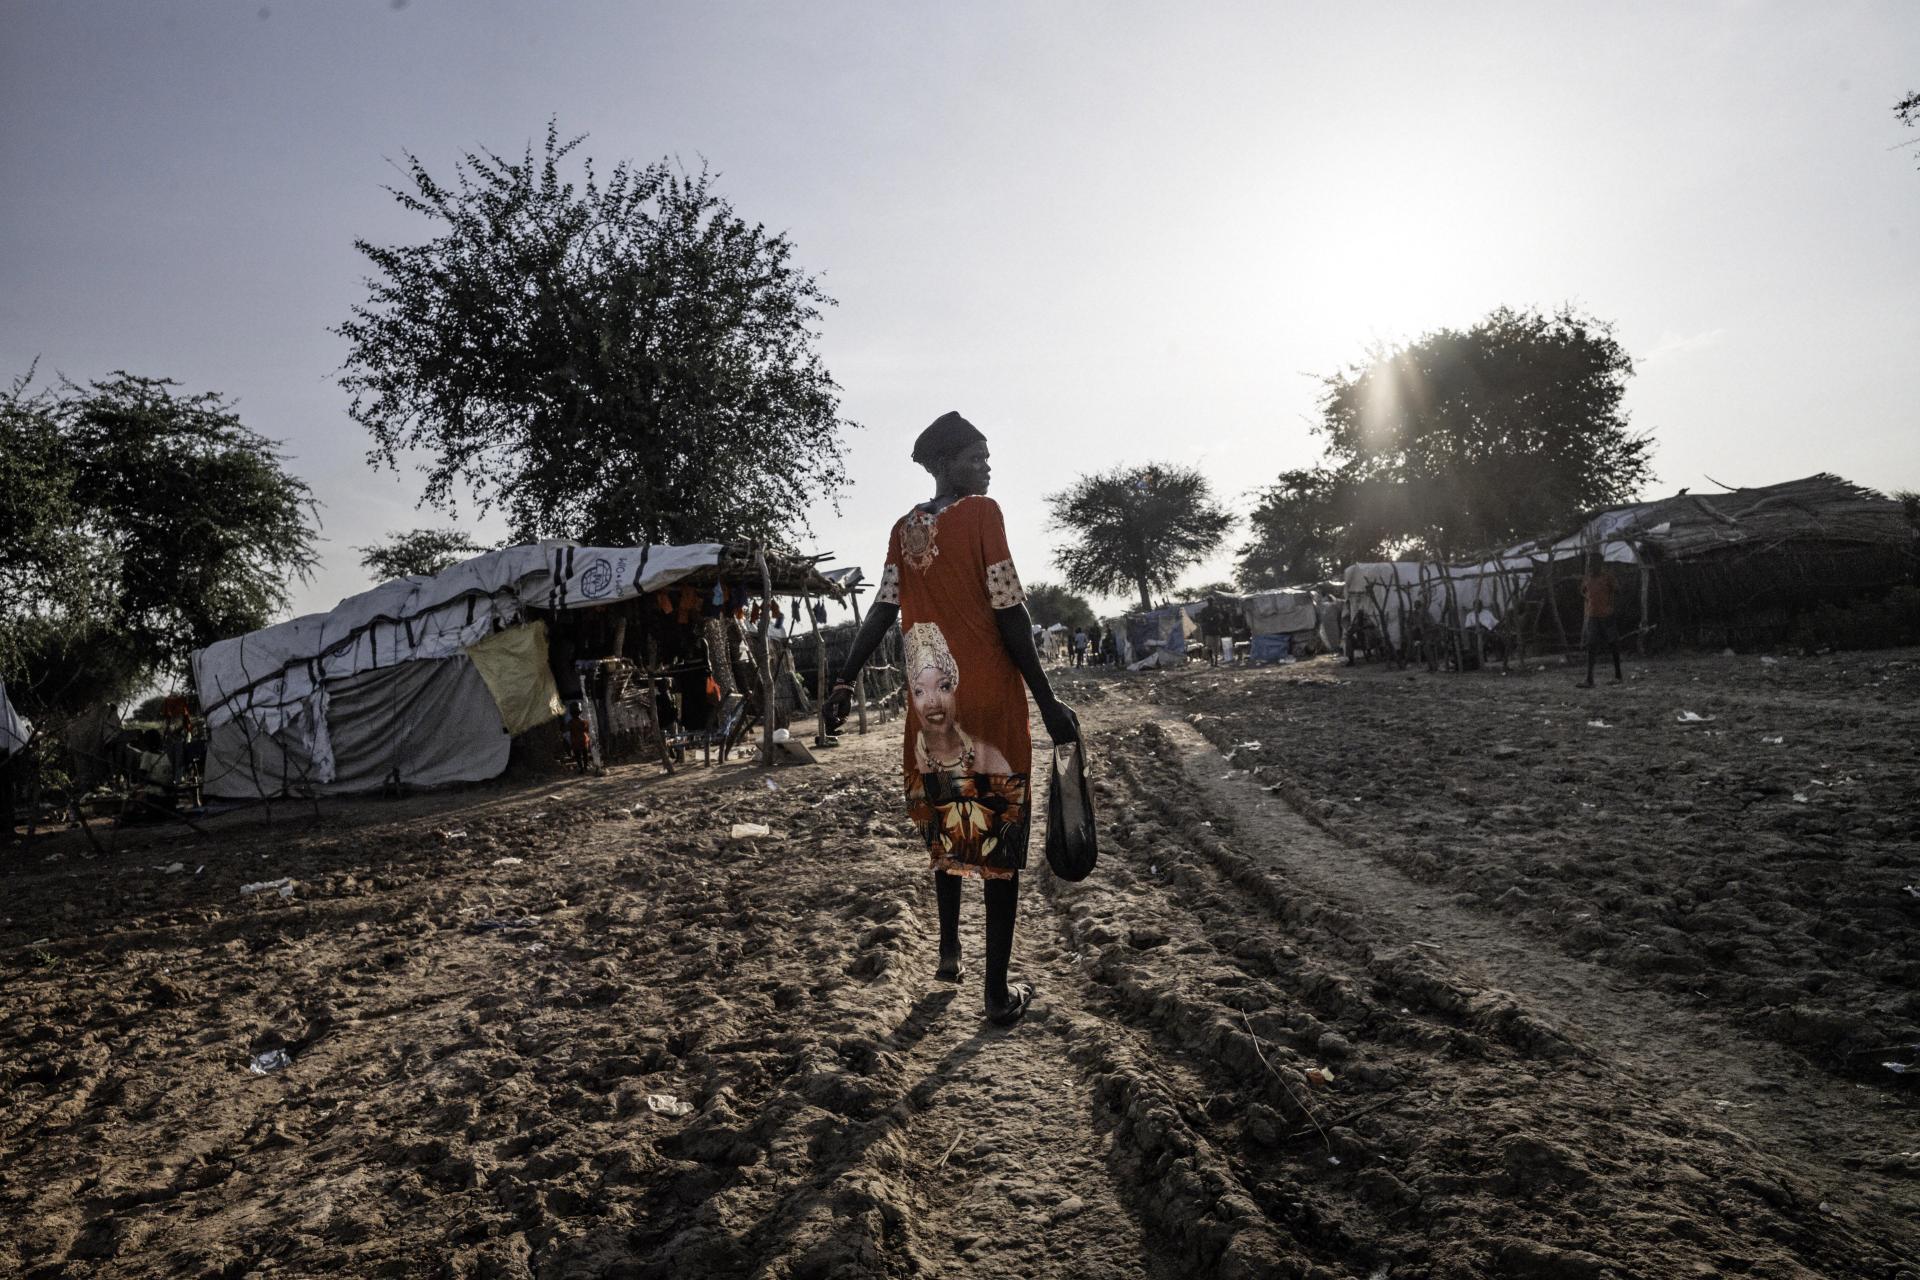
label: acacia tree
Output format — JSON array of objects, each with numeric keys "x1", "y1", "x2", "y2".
[
  {"x1": 356, "y1": 528, "x2": 490, "y2": 583},
  {"x1": 1048, "y1": 464, "x2": 1234, "y2": 613},
  {"x1": 0, "y1": 371, "x2": 319, "y2": 714},
  {"x1": 336, "y1": 122, "x2": 853, "y2": 549}
]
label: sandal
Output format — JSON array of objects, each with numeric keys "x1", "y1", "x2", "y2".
[{"x1": 987, "y1": 982, "x2": 1033, "y2": 1026}]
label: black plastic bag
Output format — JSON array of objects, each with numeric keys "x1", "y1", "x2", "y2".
[{"x1": 1045, "y1": 733, "x2": 1098, "y2": 881}]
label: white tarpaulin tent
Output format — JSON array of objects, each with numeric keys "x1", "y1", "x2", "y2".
[
  {"x1": 0, "y1": 682, "x2": 31, "y2": 756},
  {"x1": 1240, "y1": 590, "x2": 1318, "y2": 637},
  {"x1": 192, "y1": 542, "x2": 726, "y2": 798}
]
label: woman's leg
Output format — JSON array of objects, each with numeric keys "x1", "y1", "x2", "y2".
[
  {"x1": 983, "y1": 871, "x2": 1031, "y2": 1023},
  {"x1": 934, "y1": 869, "x2": 962, "y2": 980}
]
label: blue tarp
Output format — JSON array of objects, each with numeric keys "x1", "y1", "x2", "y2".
[{"x1": 1249, "y1": 633, "x2": 1292, "y2": 662}]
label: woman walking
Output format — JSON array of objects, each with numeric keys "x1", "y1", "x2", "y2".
[{"x1": 825, "y1": 411, "x2": 1077, "y2": 1026}]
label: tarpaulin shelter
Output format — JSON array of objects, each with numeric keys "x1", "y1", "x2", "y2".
[
  {"x1": 1336, "y1": 474, "x2": 1916, "y2": 663},
  {"x1": 1501, "y1": 474, "x2": 1915, "y2": 650},
  {"x1": 1123, "y1": 604, "x2": 1201, "y2": 668},
  {"x1": 192, "y1": 542, "x2": 840, "y2": 798},
  {"x1": 0, "y1": 683, "x2": 31, "y2": 757}
]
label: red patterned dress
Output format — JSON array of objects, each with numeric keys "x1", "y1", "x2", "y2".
[{"x1": 876, "y1": 496, "x2": 1031, "y2": 879}]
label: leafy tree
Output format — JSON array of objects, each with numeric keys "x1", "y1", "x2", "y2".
[
  {"x1": 1022, "y1": 582, "x2": 1097, "y2": 632},
  {"x1": 1048, "y1": 464, "x2": 1235, "y2": 613},
  {"x1": 356, "y1": 527, "x2": 490, "y2": 583},
  {"x1": 0, "y1": 370, "x2": 88, "y2": 678},
  {"x1": 1898, "y1": 91, "x2": 1920, "y2": 154},
  {"x1": 0, "y1": 371, "x2": 319, "y2": 715},
  {"x1": 1236, "y1": 467, "x2": 1357, "y2": 588},
  {"x1": 1177, "y1": 580, "x2": 1240, "y2": 601},
  {"x1": 336, "y1": 121, "x2": 853, "y2": 549},
  {"x1": 1310, "y1": 306, "x2": 1650, "y2": 557}
]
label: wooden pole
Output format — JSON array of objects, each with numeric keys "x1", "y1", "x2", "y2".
[
  {"x1": 754, "y1": 547, "x2": 776, "y2": 767},
  {"x1": 847, "y1": 587, "x2": 871, "y2": 735},
  {"x1": 1637, "y1": 551, "x2": 1651, "y2": 657},
  {"x1": 809, "y1": 592, "x2": 830, "y2": 744},
  {"x1": 1545, "y1": 552, "x2": 1570, "y2": 649}
]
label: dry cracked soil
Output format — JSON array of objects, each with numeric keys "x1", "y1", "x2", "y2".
[{"x1": 2, "y1": 649, "x2": 1916, "y2": 1279}]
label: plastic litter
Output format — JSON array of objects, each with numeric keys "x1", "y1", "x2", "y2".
[
  {"x1": 646, "y1": 1093, "x2": 694, "y2": 1117},
  {"x1": 1905, "y1": 885, "x2": 1920, "y2": 899},
  {"x1": 1760, "y1": 656, "x2": 1779, "y2": 665},
  {"x1": 1884, "y1": 1061, "x2": 1911, "y2": 1075},
  {"x1": 1792, "y1": 793, "x2": 1809, "y2": 804},
  {"x1": 764, "y1": 777, "x2": 779, "y2": 791},
  {"x1": 772, "y1": 727, "x2": 790, "y2": 743},
  {"x1": 248, "y1": 1048, "x2": 292, "y2": 1075},
  {"x1": 1303, "y1": 1066, "x2": 1336, "y2": 1087},
  {"x1": 1675, "y1": 711, "x2": 1714, "y2": 723},
  {"x1": 492, "y1": 856, "x2": 524, "y2": 866},
  {"x1": 156, "y1": 862, "x2": 184, "y2": 874},
  {"x1": 1586, "y1": 719, "x2": 1612, "y2": 729},
  {"x1": 1763, "y1": 735, "x2": 1785, "y2": 745},
  {"x1": 240, "y1": 877, "x2": 294, "y2": 899},
  {"x1": 730, "y1": 822, "x2": 771, "y2": 839}
]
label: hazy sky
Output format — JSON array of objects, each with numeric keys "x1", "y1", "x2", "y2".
[{"x1": 5, "y1": 1, "x2": 1917, "y2": 623}]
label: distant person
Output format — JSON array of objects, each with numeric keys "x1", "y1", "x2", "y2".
[
  {"x1": 824, "y1": 411, "x2": 1077, "y2": 1028},
  {"x1": 1071, "y1": 627, "x2": 1088, "y2": 667},
  {"x1": 1578, "y1": 551, "x2": 1623, "y2": 687}
]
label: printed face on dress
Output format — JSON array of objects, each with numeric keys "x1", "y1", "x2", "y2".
[
  {"x1": 937, "y1": 441, "x2": 991, "y2": 497},
  {"x1": 910, "y1": 663, "x2": 958, "y2": 731}
]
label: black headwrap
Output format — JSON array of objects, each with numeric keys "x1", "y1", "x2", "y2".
[{"x1": 910, "y1": 411, "x2": 986, "y2": 468}]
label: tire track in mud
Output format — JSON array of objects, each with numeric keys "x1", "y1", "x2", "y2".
[{"x1": 1022, "y1": 698, "x2": 1916, "y2": 1279}]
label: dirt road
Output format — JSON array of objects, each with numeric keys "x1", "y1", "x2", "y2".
[{"x1": 2, "y1": 654, "x2": 1915, "y2": 1278}]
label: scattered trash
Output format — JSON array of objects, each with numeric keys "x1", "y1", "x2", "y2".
[
  {"x1": 1586, "y1": 719, "x2": 1613, "y2": 729},
  {"x1": 1884, "y1": 1062, "x2": 1911, "y2": 1075},
  {"x1": 434, "y1": 828, "x2": 468, "y2": 842},
  {"x1": 1303, "y1": 1066, "x2": 1336, "y2": 1087},
  {"x1": 248, "y1": 1048, "x2": 293, "y2": 1075},
  {"x1": 1763, "y1": 735, "x2": 1785, "y2": 745},
  {"x1": 772, "y1": 727, "x2": 790, "y2": 743},
  {"x1": 492, "y1": 856, "x2": 524, "y2": 866},
  {"x1": 155, "y1": 862, "x2": 184, "y2": 874},
  {"x1": 1904, "y1": 885, "x2": 1920, "y2": 899},
  {"x1": 469, "y1": 916, "x2": 540, "y2": 932},
  {"x1": 1675, "y1": 711, "x2": 1715, "y2": 723},
  {"x1": 730, "y1": 822, "x2": 771, "y2": 839},
  {"x1": 764, "y1": 777, "x2": 779, "y2": 791},
  {"x1": 646, "y1": 1093, "x2": 694, "y2": 1117},
  {"x1": 1792, "y1": 793, "x2": 1809, "y2": 804},
  {"x1": 1328, "y1": 1155, "x2": 1341, "y2": 1166},
  {"x1": 1760, "y1": 656, "x2": 1779, "y2": 666},
  {"x1": 240, "y1": 877, "x2": 294, "y2": 899}
]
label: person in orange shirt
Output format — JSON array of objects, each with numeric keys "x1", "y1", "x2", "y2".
[
  {"x1": 1578, "y1": 551, "x2": 1623, "y2": 688},
  {"x1": 825, "y1": 411, "x2": 1077, "y2": 1027}
]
